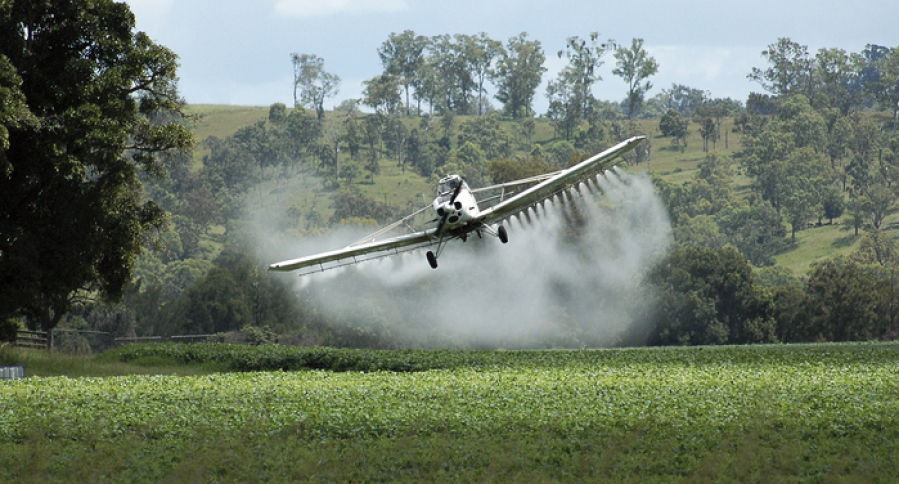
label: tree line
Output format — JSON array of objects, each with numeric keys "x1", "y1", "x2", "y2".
[
  {"x1": 293, "y1": 30, "x2": 659, "y2": 121},
  {"x1": 3, "y1": 0, "x2": 899, "y2": 348},
  {"x1": 646, "y1": 38, "x2": 899, "y2": 345}
]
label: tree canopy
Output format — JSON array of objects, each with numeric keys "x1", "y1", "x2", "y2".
[{"x1": 0, "y1": 0, "x2": 194, "y2": 335}]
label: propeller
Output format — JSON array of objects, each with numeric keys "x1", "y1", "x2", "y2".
[
  {"x1": 450, "y1": 181, "x2": 464, "y2": 204},
  {"x1": 436, "y1": 180, "x2": 465, "y2": 235},
  {"x1": 435, "y1": 209, "x2": 450, "y2": 235}
]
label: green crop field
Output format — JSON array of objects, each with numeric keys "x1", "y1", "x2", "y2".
[{"x1": 2, "y1": 342, "x2": 898, "y2": 482}]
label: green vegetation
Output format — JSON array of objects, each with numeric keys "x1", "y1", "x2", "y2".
[
  {"x1": 6, "y1": 6, "x2": 899, "y2": 481},
  {"x1": 0, "y1": 0, "x2": 193, "y2": 340},
  {"x1": 185, "y1": 105, "x2": 269, "y2": 166},
  {"x1": 2, "y1": 342, "x2": 899, "y2": 481},
  {"x1": 4, "y1": 0, "x2": 899, "y2": 351}
]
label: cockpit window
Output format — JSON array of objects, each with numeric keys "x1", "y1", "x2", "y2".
[
  {"x1": 436, "y1": 175, "x2": 468, "y2": 202},
  {"x1": 438, "y1": 176, "x2": 465, "y2": 194}
]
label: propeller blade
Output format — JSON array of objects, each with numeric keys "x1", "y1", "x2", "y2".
[
  {"x1": 435, "y1": 212, "x2": 449, "y2": 235},
  {"x1": 450, "y1": 182, "x2": 464, "y2": 204}
]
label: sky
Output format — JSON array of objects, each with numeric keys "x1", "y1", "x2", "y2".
[{"x1": 124, "y1": 0, "x2": 899, "y2": 113}]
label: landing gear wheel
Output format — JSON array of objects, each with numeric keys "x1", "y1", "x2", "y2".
[
  {"x1": 498, "y1": 225, "x2": 509, "y2": 244},
  {"x1": 426, "y1": 250, "x2": 438, "y2": 269}
]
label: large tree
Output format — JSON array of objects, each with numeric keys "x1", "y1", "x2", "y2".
[
  {"x1": 748, "y1": 38, "x2": 816, "y2": 102},
  {"x1": 643, "y1": 246, "x2": 777, "y2": 346},
  {"x1": 556, "y1": 32, "x2": 614, "y2": 119},
  {"x1": 741, "y1": 95, "x2": 828, "y2": 214},
  {"x1": 459, "y1": 32, "x2": 503, "y2": 116},
  {"x1": 362, "y1": 74, "x2": 402, "y2": 116},
  {"x1": 804, "y1": 258, "x2": 887, "y2": 341},
  {"x1": 291, "y1": 53, "x2": 340, "y2": 120},
  {"x1": 867, "y1": 47, "x2": 899, "y2": 133},
  {"x1": 377, "y1": 30, "x2": 428, "y2": 116},
  {"x1": 427, "y1": 34, "x2": 468, "y2": 114},
  {"x1": 815, "y1": 47, "x2": 865, "y2": 115},
  {"x1": 492, "y1": 32, "x2": 546, "y2": 118},
  {"x1": 613, "y1": 38, "x2": 659, "y2": 118},
  {"x1": 0, "y1": 0, "x2": 194, "y2": 337},
  {"x1": 661, "y1": 83, "x2": 707, "y2": 117}
]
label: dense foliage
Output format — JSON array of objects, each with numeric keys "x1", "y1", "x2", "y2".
[
  {"x1": 637, "y1": 246, "x2": 899, "y2": 346},
  {"x1": 640, "y1": 246, "x2": 777, "y2": 346},
  {"x1": 0, "y1": 0, "x2": 193, "y2": 336},
  {"x1": 3, "y1": 8, "x2": 899, "y2": 350}
]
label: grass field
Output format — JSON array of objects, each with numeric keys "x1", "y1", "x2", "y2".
[
  {"x1": 2, "y1": 342, "x2": 898, "y2": 482},
  {"x1": 184, "y1": 104, "x2": 270, "y2": 168}
]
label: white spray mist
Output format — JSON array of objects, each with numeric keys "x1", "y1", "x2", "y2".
[{"x1": 259, "y1": 170, "x2": 671, "y2": 349}]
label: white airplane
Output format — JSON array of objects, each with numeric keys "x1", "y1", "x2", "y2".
[{"x1": 269, "y1": 136, "x2": 645, "y2": 274}]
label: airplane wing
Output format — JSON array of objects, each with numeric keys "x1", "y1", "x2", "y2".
[
  {"x1": 269, "y1": 135, "x2": 645, "y2": 274},
  {"x1": 477, "y1": 135, "x2": 645, "y2": 225},
  {"x1": 269, "y1": 227, "x2": 437, "y2": 272}
]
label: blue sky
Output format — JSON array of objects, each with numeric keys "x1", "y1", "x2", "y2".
[{"x1": 125, "y1": 0, "x2": 898, "y2": 112}]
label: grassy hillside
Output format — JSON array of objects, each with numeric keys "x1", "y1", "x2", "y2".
[
  {"x1": 185, "y1": 104, "x2": 270, "y2": 167},
  {"x1": 185, "y1": 105, "x2": 869, "y2": 276}
]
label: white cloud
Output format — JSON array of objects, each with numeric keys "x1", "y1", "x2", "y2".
[{"x1": 274, "y1": 0, "x2": 407, "y2": 18}]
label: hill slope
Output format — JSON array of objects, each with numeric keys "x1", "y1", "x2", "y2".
[{"x1": 186, "y1": 104, "x2": 867, "y2": 276}]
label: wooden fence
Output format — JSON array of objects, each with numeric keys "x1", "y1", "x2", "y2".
[
  {"x1": 15, "y1": 330, "x2": 50, "y2": 348},
  {"x1": 14, "y1": 329, "x2": 217, "y2": 353}
]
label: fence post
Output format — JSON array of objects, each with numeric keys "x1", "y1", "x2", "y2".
[{"x1": 49, "y1": 328, "x2": 54, "y2": 350}]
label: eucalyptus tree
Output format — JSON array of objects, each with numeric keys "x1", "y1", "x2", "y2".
[
  {"x1": 0, "y1": 0, "x2": 194, "y2": 336},
  {"x1": 815, "y1": 47, "x2": 865, "y2": 115},
  {"x1": 748, "y1": 38, "x2": 816, "y2": 103},
  {"x1": 492, "y1": 32, "x2": 546, "y2": 118},
  {"x1": 377, "y1": 30, "x2": 429, "y2": 115},
  {"x1": 845, "y1": 113, "x2": 883, "y2": 193},
  {"x1": 460, "y1": 32, "x2": 503, "y2": 115},
  {"x1": 545, "y1": 78, "x2": 578, "y2": 139},
  {"x1": 613, "y1": 38, "x2": 659, "y2": 118},
  {"x1": 427, "y1": 34, "x2": 471, "y2": 113},
  {"x1": 362, "y1": 73, "x2": 402, "y2": 116},
  {"x1": 556, "y1": 32, "x2": 615, "y2": 119},
  {"x1": 741, "y1": 95, "x2": 828, "y2": 215},
  {"x1": 291, "y1": 53, "x2": 341, "y2": 120},
  {"x1": 866, "y1": 46, "x2": 899, "y2": 133},
  {"x1": 411, "y1": 60, "x2": 442, "y2": 115},
  {"x1": 693, "y1": 104, "x2": 719, "y2": 152},
  {"x1": 283, "y1": 106, "x2": 322, "y2": 167},
  {"x1": 659, "y1": 109, "x2": 689, "y2": 149},
  {"x1": 781, "y1": 147, "x2": 832, "y2": 241},
  {"x1": 661, "y1": 84, "x2": 707, "y2": 117}
]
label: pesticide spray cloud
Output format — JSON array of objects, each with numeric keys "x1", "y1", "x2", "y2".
[{"x1": 258, "y1": 169, "x2": 671, "y2": 348}]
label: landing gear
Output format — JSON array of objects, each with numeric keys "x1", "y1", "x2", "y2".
[
  {"x1": 498, "y1": 225, "x2": 509, "y2": 244},
  {"x1": 426, "y1": 225, "x2": 507, "y2": 269}
]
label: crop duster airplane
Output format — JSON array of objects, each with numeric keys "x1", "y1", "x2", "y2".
[{"x1": 269, "y1": 136, "x2": 645, "y2": 275}]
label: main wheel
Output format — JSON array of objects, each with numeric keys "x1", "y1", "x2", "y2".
[
  {"x1": 498, "y1": 225, "x2": 509, "y2": 244},
  {"x1": 426, "y1": 250, "x2": 438, "y2": 269}
]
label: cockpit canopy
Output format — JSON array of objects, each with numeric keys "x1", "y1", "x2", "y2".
[{"x1": 437, "y1": 174, "x2": 467, "y2": 197}]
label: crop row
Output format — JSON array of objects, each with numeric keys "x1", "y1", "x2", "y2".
[
  {"x1": 102, "y1": 340, "x2": 899, "y2": 372},
  {"x1": 3, "y1": 343, "x2": 899, "y2": 445}
]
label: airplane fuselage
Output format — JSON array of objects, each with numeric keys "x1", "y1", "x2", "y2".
[{"x1": 433, "y1": 174, "x2": 480, "y2": 231}]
